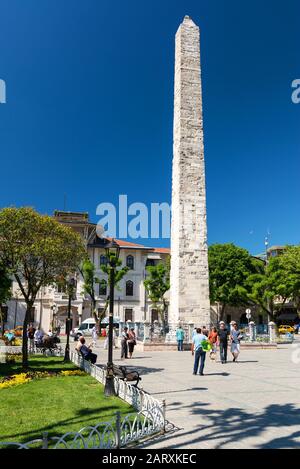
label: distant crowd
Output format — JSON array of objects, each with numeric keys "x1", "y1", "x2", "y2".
[{"x1": 176, "y1": 321, "x2": 243, "y2": 375}]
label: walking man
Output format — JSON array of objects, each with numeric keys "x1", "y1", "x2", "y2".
[
  {"x1": 192, "y1": 328, "x2": 207, "y2": 376},
  {"x1": 176, "y1": 325, "x2": 185, "y2": 351},
  {"x1": 218, "y1": 321, "x2": 229, "y2": 364}
]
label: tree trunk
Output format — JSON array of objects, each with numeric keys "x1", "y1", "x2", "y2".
[
  {"x1": 22, "y1": 303, "x2": 33, "y2": 369},
  {"x1": 220, "y1": 304, "x2": 226, "y2": 322}
]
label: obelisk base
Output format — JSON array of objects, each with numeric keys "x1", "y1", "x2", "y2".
[{"x1": 165, "y1": 323, "x2": 178, "y2": 343}]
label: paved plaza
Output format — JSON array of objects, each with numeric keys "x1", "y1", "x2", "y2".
[{"x1": 93, "y1": 338, "x2": 300, "y2": 449}]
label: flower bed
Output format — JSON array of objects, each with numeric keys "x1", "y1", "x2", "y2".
[{"x1": 0, "y1": 369, "x2": 86, "y2": 390}]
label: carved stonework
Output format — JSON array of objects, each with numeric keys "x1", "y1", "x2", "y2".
[{"x1": 168, "y1": 16, "x2": 211, "y2": 338}]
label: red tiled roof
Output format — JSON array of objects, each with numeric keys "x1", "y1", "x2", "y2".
[
  {"x1": 152, "y1": 247, "x2": 170, "y2": 254},
  {"x1": 106, "y1": 237, "x2": 147, "y2": 248},
  {"x1": 106, "y1": 237, "x2": 170, "y2": 253}
]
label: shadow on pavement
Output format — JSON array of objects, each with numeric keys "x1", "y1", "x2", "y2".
[{"x1": 141, "y1": 402, "x2": 300, "y2": 449}]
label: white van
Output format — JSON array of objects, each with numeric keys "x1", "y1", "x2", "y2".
[{"x1": 71, "y1": 318, "x2": 96, "y2": 341}]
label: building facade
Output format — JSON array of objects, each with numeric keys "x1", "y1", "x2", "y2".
[{"x1": 3, "y1": 211, "x2": 170, "y2": 333}]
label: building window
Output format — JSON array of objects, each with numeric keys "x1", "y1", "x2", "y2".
[
  {"x1": 99, "y1": 279, "x2": 107, "y2": 296},
  {"x1": 126, "y1": 280, "x2": 133, "y2": 296},
  {"x1": 146, "y1": 259, "x2": 155, "y2": 267},
  {"x1": 57, "y1": 282, "x2": 66, "y2": 293},
  {"x1": 126, "y1": 255, "x2": 134, "y2": 270},
  {"x1": 125, "y1": 308, "x2": 133, "y2": 322},
  {"x1": 100, "y1": 255, "x2": 108, "y2": 266},
  {"x1": 98, "y1": 307, "x2": 105, "y2": 320},
  {"x1": 151, "y1": 309, "x2": 159, "y2": 323}
]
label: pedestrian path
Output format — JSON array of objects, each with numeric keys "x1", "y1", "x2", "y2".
[{"x1": 108, "y1": 339, "x2": 300, "y2": 449}]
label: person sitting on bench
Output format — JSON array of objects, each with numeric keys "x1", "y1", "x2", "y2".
[{"x1": 76, "y1": 336, "x2": 97, "y2": 364}]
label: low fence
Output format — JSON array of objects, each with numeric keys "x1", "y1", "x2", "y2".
[
  {"x1": 0, "y1": 407, "x2": 165, "y2": 449},
  {"x1": 0, "y1": 352, "x2": 165, "y2": 449},
  {"x1": 70, "y1": 352, "x2": 164, "y2": 413}
]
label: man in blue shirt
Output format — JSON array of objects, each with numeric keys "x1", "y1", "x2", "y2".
[
  {"x1": 192, "y1": 328, "x2": 207, "y2": 375},
  {"x1": 176, "y1": 326, "x2": 185, "y2": 351}
]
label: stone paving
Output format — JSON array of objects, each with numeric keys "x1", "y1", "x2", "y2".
[{"x1": 102, "y1": 337, "x2": 300, "y2": 449}]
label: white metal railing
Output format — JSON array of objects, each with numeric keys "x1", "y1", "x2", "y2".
[
  {"x1": 0, "y1": 406, "x2": 165, "y2": 449},
  {"x1": 0, "y1": 353, "x2": 165, "y2": 449},
  {"x1": 70, "y1": 351, "x2": 164, "y2": 412}
]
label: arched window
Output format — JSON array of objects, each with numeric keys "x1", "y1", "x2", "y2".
[
  {"x1": 57, "y1": 282, "x2": 66, "y2": 293},
  {"x1": 126, "y1": 280, "x2": 134, "y2": 296},
  {"x1": 99, "y1": 279, "x2": 107, "y2": 296},
  {"x1": 151, "y1": 309, "x2": 159, "y2": 323},
  {"x1": 126, "y1": 255, "x2": 134, "y2": 270},
  {"x1": 100, "y1": 255, "x2": 108, "y2": 266}
]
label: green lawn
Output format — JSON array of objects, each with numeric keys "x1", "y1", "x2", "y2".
[{"x1": 0, "y1": 356, "x2": 133, "y2": 447}]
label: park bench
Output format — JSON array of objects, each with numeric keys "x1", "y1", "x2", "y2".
[
  {"x1": 77, "y1": 349, "x2": 96, "y2": 363},
  {"x1": 76, "y1": 351, "x2": 141, "y2": 387},
  {"x1": 112, "y1": 364, "x2": 141, "y2": 387}
]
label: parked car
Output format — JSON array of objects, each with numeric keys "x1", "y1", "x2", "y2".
[
  {"x1": 71, "y1": 318, "x2": 96, "y2": 341},
  {"x1": 278, "y1": 325, "x2": 294, "y2": 335}
]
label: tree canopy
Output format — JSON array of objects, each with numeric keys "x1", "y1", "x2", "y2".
[
  {"x1": 81, "y1": 255, "x2": 129, "y2": 328},
  {"x1": 208, "y1": 243, "x2": 263, "y2": 320},
  {"x1": 0, "y1": 207, "x2": 86, "y2": 367},
  {"x1": 144, "y1": 259, "x2": 170, "y2": 330}
]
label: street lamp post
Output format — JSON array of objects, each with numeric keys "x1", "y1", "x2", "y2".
[
  {"x1": 64, "y1": 275, "x2": 77, "y2": 362},
  {"x1": 104, "y1": 239, "x2": 120, "y2": 397}
]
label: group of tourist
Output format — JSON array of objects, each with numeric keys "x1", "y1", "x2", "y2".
[
  {"x1": 176, "y1": 321, "x2": 243, "y2": 375},
  {"x1": 75, "y1": 325, "x2": 137, "y2": 364},
  {"x1": 120, "y1": 327, "x2": 137, "y2": 359},
  {"x1": 26, "y1": 325, "x2": 61, "y2": 352}
]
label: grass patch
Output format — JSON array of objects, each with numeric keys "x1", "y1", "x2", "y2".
[{"x1": 0, "y1": 356, "x2": 133, "y2": 447}]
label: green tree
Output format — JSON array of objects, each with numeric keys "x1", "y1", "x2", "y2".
[
  {"x1": 0, "y1": 207, "x2": 86, "y2": 368},
  {"x1": 246, "y1": 256, "x2": 289, "y2": 322},
  {"x1": 100, "y1": 253, "x2": 129, "y2": 322},
  {"x1": 82, "y1": 253, "x2": 129, "y2": 333},
  {"x1": 81, "y1": 259, "x2": 101, "y2": 323},
  {"x1": 278, "y1": 246, "x2": 300, "y2": 317},
  {"x1": 253, "y1": 246, "x2": 300, "y2": 320},
  {"x1": 208, "y1": 243, "x2": 262, "y2": 321},
  {"x1": 144, "y1": 259, "x2": 170, "y2": 332}
]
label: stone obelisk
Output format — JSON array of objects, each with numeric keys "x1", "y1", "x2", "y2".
[{"x1": 168, "y1": 16, "x2": 210, "y2": 337}]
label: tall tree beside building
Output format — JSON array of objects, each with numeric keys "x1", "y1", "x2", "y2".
[
  {"x1": 278, "y1": 246, "x2": 300, "y2": 318},
  {"x1": 246, "y1": 256, "x2": 289, "y2": 322},
  {"x1": 256, "y1": 245, "x2": 300, "y2": 320},
  {"x1": 144, "y1": 260, "x2": 170, "y2": 332},
  {"x1": 81, "y1": 259, "x2": 100, "y2": 323},
  {"x1": 82, "y1": 255, "x2": 130, "y2": 333},
  {"x1": 100, "y1": 254, "x2": 129, "y2": 321},
  {"x1": 0, "y1": 207, "x2": 86, "y2": 368},
  {"x1": 208, "y1": 243, "x2": 262, "y2": 321}
]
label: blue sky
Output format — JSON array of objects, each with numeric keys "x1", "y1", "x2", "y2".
[{"x1": 0, "y1": 0, "x2": 299, "y2": 254}]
